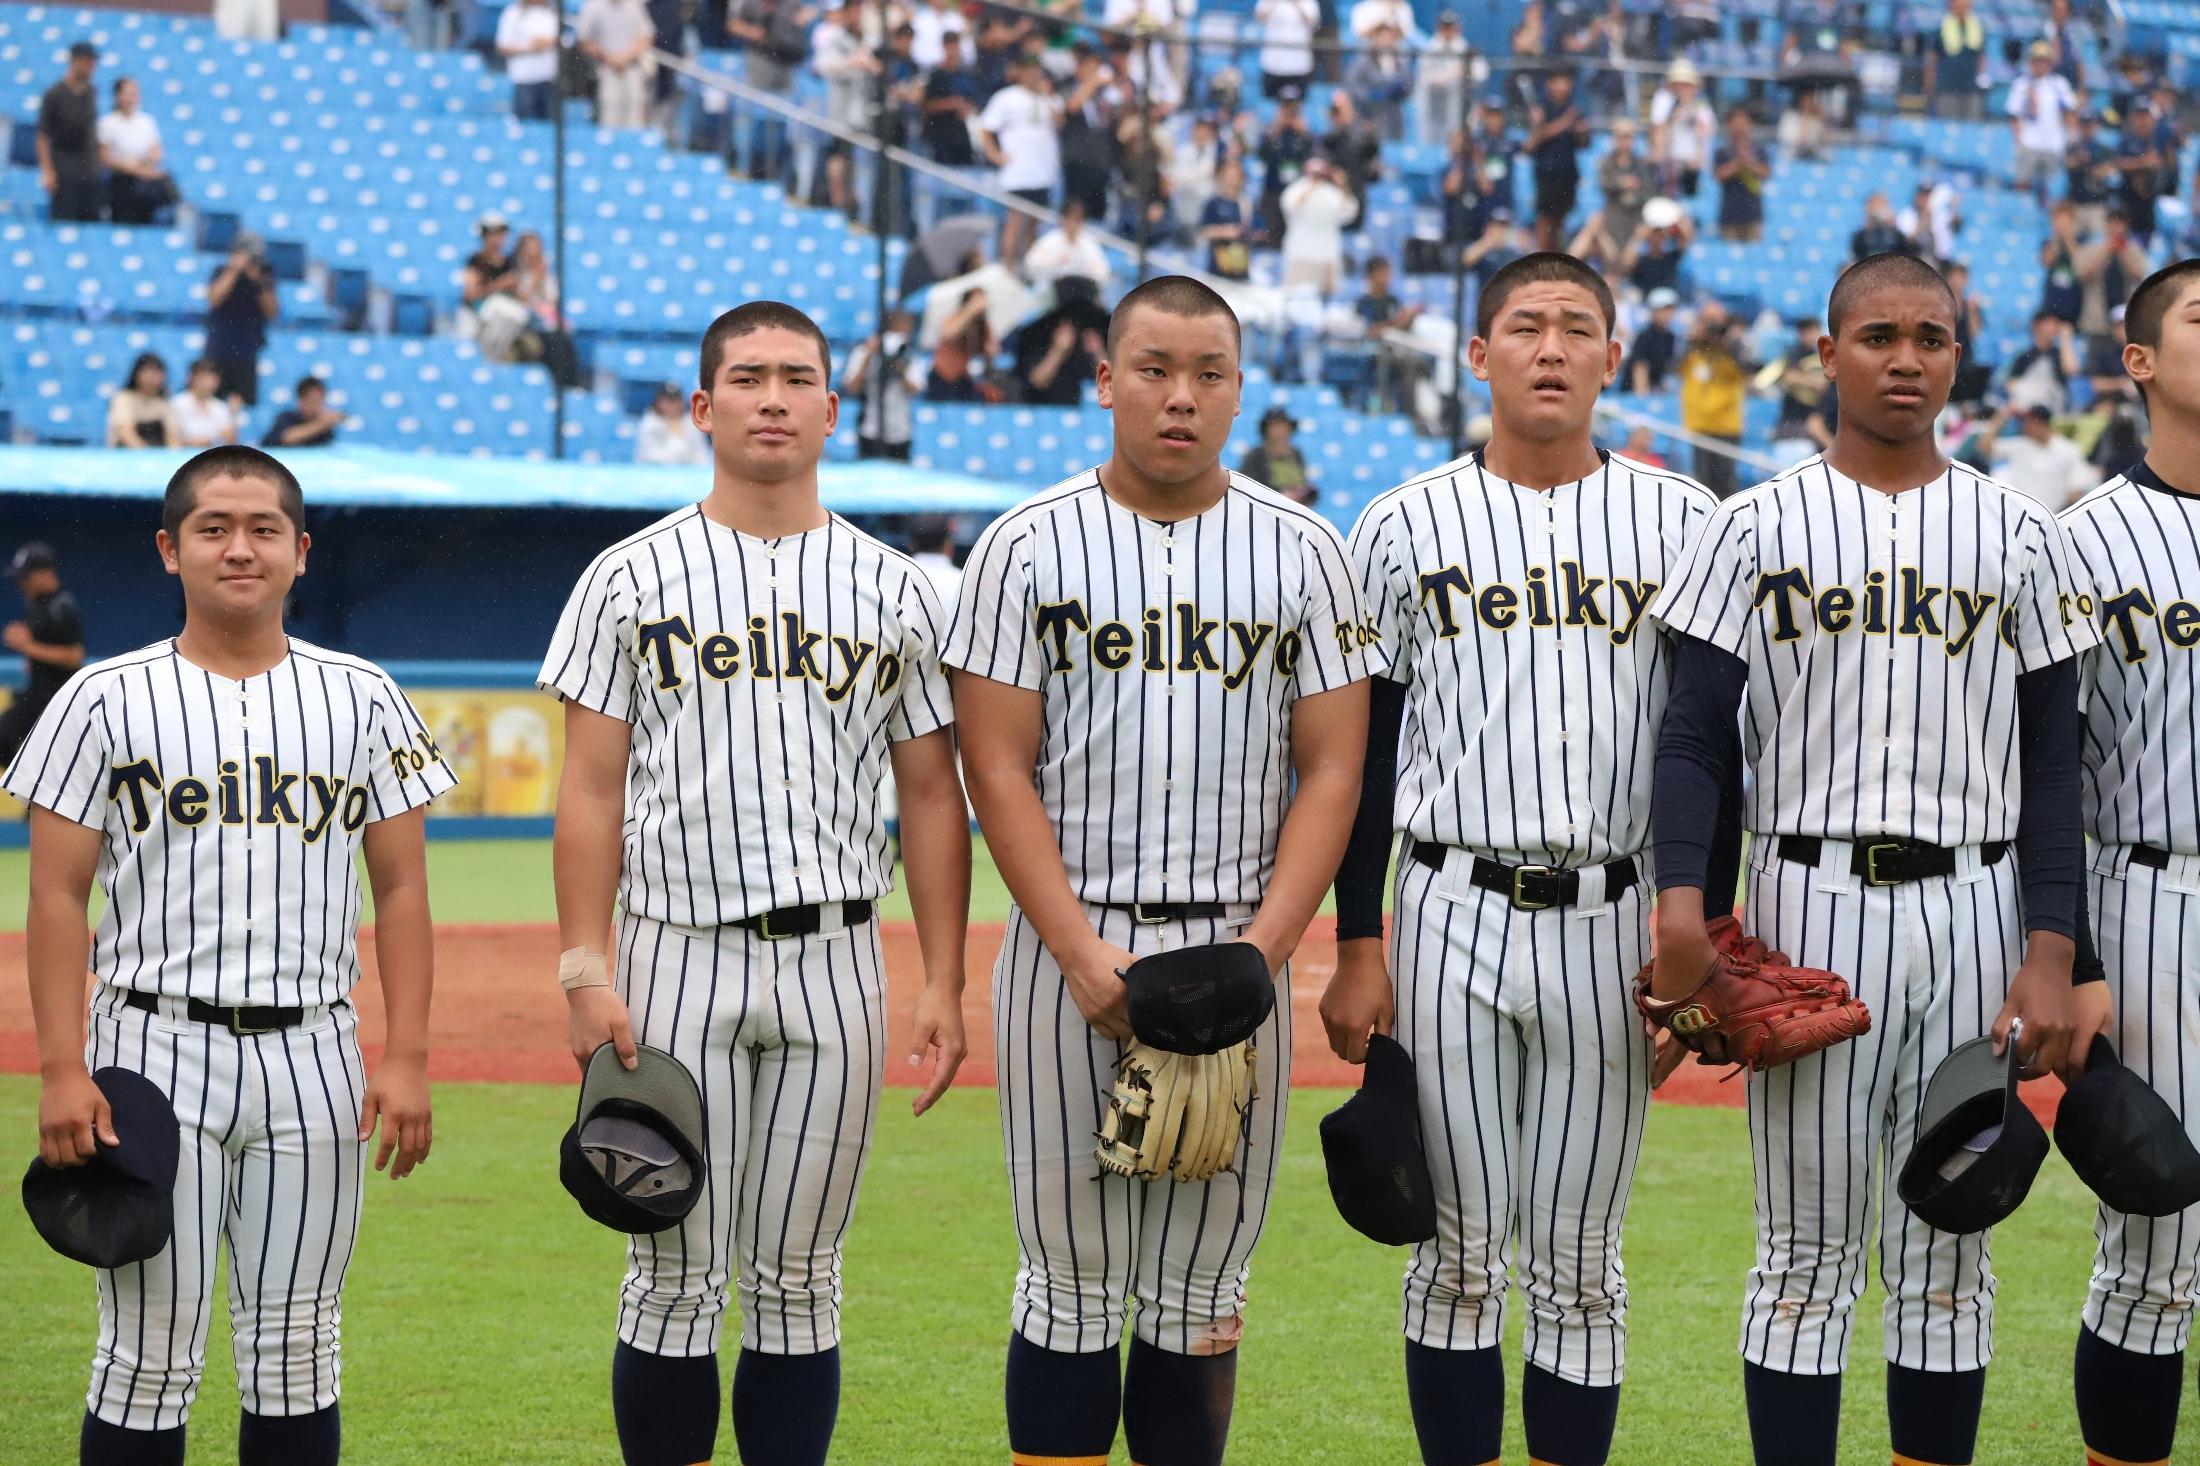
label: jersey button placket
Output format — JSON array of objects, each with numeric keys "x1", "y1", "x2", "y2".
[
  {"x1": 1153, "y1": 526, "x2": 1183, "y2": 898},
  {"x1": 1881, "y1": 492, "x2": 1915, "y2": 830}
]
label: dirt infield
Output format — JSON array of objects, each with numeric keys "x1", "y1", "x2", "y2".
[{"x1": 0, "y1": 924, "x2": 2063, "y2": 1115}]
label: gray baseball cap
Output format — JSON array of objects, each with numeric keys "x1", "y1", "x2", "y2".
[{"x1": 558, "y1": 1043, "x2": 705, "y2": 1234}]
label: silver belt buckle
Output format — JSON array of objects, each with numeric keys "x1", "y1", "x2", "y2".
[{"x1": 1129, "y1": 902, "x2": 1171, "y2": 926}]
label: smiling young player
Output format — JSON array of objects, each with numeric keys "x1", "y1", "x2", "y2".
[
  {"x1": 947, "y1": 275, "x2": 1374, "y2": 1466},
  {"x1": 7, "y1": 445, "x2": 451, "y2": 1466},
  {"x1": 542, "y1": 301, "x2": 970, "y2": 1466},
  {"x1": 1323, "y1": 252, "x2": 1723, "y2": 1466},
  {"x1": 1646, "y1": 253, "x2": 2109, "y2": 1466}
]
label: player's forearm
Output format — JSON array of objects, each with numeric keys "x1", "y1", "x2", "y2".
[
  {"x1": 896, "y1": 769, "x2": 970, "y2": 993},
  {"x1": 553, "y1": 781, "x2": 625, "y2": 955},
  {"x1": 370, "y1": 879, "x2": 435, "y2": 1060},
  {"x1": 26, "y1": 886, "x2": 92, "y2": 1076},
  {"x1": 962, "y1": 764, "x2": 1097, "y2": 962}
]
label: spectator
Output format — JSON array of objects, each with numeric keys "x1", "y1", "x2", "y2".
[
  {"x1": 497, "y1": 0, "x2": 563, "y2": 122},
  {"x1": 969, "y1": 8, "x2": 1025, "y2": 98},
  {"x1": 0, "y1": 544, "x2": 86, "y2": 769},
  {"x1": 97, "y1": 77, "x2": 173, "y2": 225},
  {"x1": 1777, "y1": 87, "x2": 1828, "y2": 163},
  {"x1": 634, "y1": 383, "x2": 711, "y2": 464},
  {"x1": 1349, "y1": 0, "x2": 1417, "y2": 43},
  {"x1": 1648, "y1": 59, "x2": 1714, "y2": 199},
  {"x1": 2083, "y1": 308, "x2": 2134, "y2": 407},
  {"x1": 461, "y1": 212, "x2": 533, "y2": 360},
  {"x1": 2102, "y1": 51, "x2": 2153, "y2": 129},
  {"x1": 214, "y1": 0, "x2": 278, "y2": 41},
  {"x1": 1626, "y1": 287, "x2": 1682, "y2": 394},
  {"x1": 1320, "y1": 91, "x2": 1384, "y2": 231},
  {"x1": 1010, "y1": 294, "x2": 1105, "y2": 407},
  {"x1": 265, "y1": 376, "x2": 344, "y2": 447},
  {"x1": 1166, "y1": 115, "x2": 1222, "y2": 232},
  {"x1": 2001, "y1": 311, "x2": 2078, "y2": 414},
  {"x1": 811, "y1": 1, "x2": 881, "y2": 216},
  {"x1": 1525, "y1": 70, "x2": 1590, "y2": 249},
  {"x1": 1256, "y1": 89, "x2": 1316, "y2": 244},
  {"x1": 1620, "y1": 425, "x2": 1666, "y2": 468},
  {"x1": 1896, "y1": 181, "x2": 1960, "y2": 267},
  {"x1": 1461, "y1": 207, "x2": 1525, "y2": 290},
  {"x1": 1568, "y1": 116, "x2": 1648, "y2": 274},
  {"x1": 1113, "y1": 110, "x2": 1175, "y2": 244},
  {"x1": 727, "y1": 0, "x2": 816, "y2": 184},
  {"x1": 38, "y1": 41, "x2": 100, "y2": 223},
  {"x1": 2113, "y1": 104, "x2": 2171, "y2": 246},
  {"x1": 1624, "y1": 196, "x2": 1693, "y2": 297},
  {"x1": 1768, "y1": 316, "x2": 1833, "y2": 465},
  {"x1": 1280, "y1": 157, "x2": 1358, "y2": 295},
  {"x1": 1713, "y1": 105, "x2": 1770, "y2": 243},
  {"x1": 576, "y1": 0, "x2": 655, "y2": 130},
  {"x1": 1057, "y1": 45, "x2": 1126, "y2": 223},
  {"x1": 2074, "y1": 211, "x2": 2151, "y2": 341},
  {"x1": 2039, "y1": 0, "x2": 2083, "y2": 90},
  {"x1": 205, "y1": 233, "x2": 278, "y2": 408},
  {"x1": 2064, "y1": 110, "x2": 2114, "y2": 237},
  {"x1": 1345, "y1": 24, "x2": 1413, "y2": 143},
  {"x1": 1024, "y1": 199, "x2": 1111, "y2": 288},
  {"x1": 1199, "y1": 158, "x2": 1254, "y2": 279},
  {"x1": 1945, "y1": 260, "x2": 1991, "y2": 404},
  {"x1": 841, "y1": 313, "x2": 924, "y2": 458},
  {"x1": 1239, "y1": 407, "x2": 1317, "y2": 505},
  {"x1": 919, "y1": 32, "x2": 980, "y2": 167},
  {"x1": 1417, "y1": 12, "x2": 1480, "y2": 150},
  {"x1": 509, "y1": 229, "x2": 582, "y2": 386},
  {"x1": 1510, "y1": 0, "x2": 1546, "y2": 57},
  {"x1": 1679, "y1": 302, "x2": 1746, "y2": 497},
  {"x1": 1253, "y1": 0, "x2": 1318, "y2": 100},
  {"x1": 924, "y1": 287, "x2": 999, "y2": 402},
  {"x1": 106, "y1": 354, "x2": 175, "y2": 448},
  {"x1": 646, "y1": 0, "x2": 687, "y2": 138},
  {"x1": 1989, "y1": 405, "x2": 2092, "y2": 509},
  {"x1": 1356, "y1": 257, "x2": 1429, "y2": 424},
  {"x1": 2005, "y1": 40, "x2": 2077, "y2": 205},
  {"x1": 1927, "y1": 0, "x2": 1988, "y2": 121},
  {"x1": 1849, "y1": 192, "x2": 1916, "y2": 261},
  {"x1": 2038, "y1": 199, "x2": 2084, "y2": 325},
  {"x1": 170, "y1": 359, "x2": 239, "y2": 448},
  {"x1": 909, "y1": 0, "x2": 965, "y2": 69},
  {"x1": 978, "y1": 57, "x2": 1064, "y2": 266}
]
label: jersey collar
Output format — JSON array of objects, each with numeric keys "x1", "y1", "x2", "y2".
[{"x1": 2126, "y1": 457, "x2": 2200, "y2": 499}]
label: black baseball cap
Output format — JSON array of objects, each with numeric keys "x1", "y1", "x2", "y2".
[
  {"x1": 22, "y1": 1067, "x2": 181, "y2": 1268},
  {"x1": 7, "y1": 542, "x2": 56, "y2": 579},
  {"x1": 1122, "y1": 942, "x2": 1275, "y2": 1056},
  {"x1": 559, "y1": 1043, "x2": 705, "y2": 1234},
  {"x1": 1319, "y1": 1035, "x2": 1437, "y2": 1246},
  {"x1": 68, "y1": 40, "x2": 98, "y2": 59},
  {"x1": 2056, "y1": 1036, "x2": 2200, "y2": 1217},
  {"x1": 1896, "y1": 1031, "x2": 2050, "y2": 1235}
]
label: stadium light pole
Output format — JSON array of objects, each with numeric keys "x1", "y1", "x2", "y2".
[
  {"x1": 1447, "y1": 238, "x2": 1469, "y2": 457},
  {"x1": 551, "y1": 0, "x2": 569, "y2": 460},
  {"x1": 874, "y1": 0, "x2": 890, "y2": 353}
]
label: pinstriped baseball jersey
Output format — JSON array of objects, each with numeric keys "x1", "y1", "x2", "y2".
[
  {"x1": 0, "y1": 638, "x2": 454, "y2": 1008},
  {"x1": 2061, "y1": 471, "x2": 2200, "y2": 851},
  {"x1": 538, "y1": 505, "x2": 954, "y2": 928},
  {"x1": 1349, "y1": 450, "x2": 1717, "y2": 863},
  {"x1": 942, "y1": 470, "x2": 1378, "y2": 905},
  {"x1": 1649, "y1": 456, "x2": 2101, "y2": 844}
]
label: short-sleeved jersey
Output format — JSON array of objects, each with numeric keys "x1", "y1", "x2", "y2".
[
  {"x1": 944, "y1": 470, "x2": 1376, "y2": 905},
  {"x1": 539, "y1": 506, "x2": 952, "y2": 928},
  {"x1": 1351, "y1": 451, "x2": 1718, "y2": 863},
  {"x1": 1650, "y1": 456, "x2": 2100, "y2": 844},
  {"x1": 0, "y1": 639, "x2": 455, "y2": 1007},
  {"x1": 2062, "y1": 465, "x2": 2200, "y2": 852}
]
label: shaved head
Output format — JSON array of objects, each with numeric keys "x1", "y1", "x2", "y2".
[{"x1": 1827, "y1": 253, "x2": 1958, "y2": 334}]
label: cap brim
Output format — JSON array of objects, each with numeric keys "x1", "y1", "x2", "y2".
[{"x1": 578, "y1": 1043, "x2": 704, "y2": 1149}]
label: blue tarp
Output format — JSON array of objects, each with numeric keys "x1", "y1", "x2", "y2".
[{"x1": 0, "y1": 444, "x2": 1028, "y2": 514}]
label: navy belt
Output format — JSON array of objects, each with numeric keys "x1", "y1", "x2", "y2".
[
  {"x1": 1778, "y1": 835, "x2": 2006, "y2": 886},
  {"x1": 1411, "y1": 841, "x2": 1639, "y2": 911},
  {"x1": 733, "y1": 900, "x2": 874, "y2": 941},
  {"x1": 123, "y1": 990, "x2": 303, "y2": 1035}
]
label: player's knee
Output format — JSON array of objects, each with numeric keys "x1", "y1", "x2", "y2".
[{"x1": 1139, "y1": 1308, "x2": 1244, "y2": 1357}]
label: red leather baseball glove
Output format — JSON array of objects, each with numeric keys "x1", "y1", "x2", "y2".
[{"x1": 1634, "y1": 923, "x2": 1870, "y2": 1071}]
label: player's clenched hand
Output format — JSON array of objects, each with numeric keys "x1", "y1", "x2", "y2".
[
  {"x1": 1648, "y1": 922, "x2": 1717, "y2": 1005},
  {"x1": 908, "y1": 981, "x2": 968, "y2": 1117},
  {"x1": 1995, "y1": 939, "x2": 2076, "y2": 1081},
  {"x1": 38, "y1": 1064, "x2": 117, "y2": 1167},
  {"x1": 567, "y1": 984, "x2": 639, "y2": 1075},
  {"x1": 1062, "y1": 937, "x2": 1137, "y2": 1042},
  {"x1": 1318, "y1": 939, "x2": 1393, "y2": 1063},
  {"x1": 360, "y1": 1056, "x2": 433, "y2": 1179}
]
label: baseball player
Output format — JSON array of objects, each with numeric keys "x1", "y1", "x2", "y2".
[
  {"x1": 2059, "y1": 257, "x2": 2200, "y2": 1466},
  {"x1": 1, "y1": 541, "x2": 87, "y2": 767},
  {"x1": 1323, "y1": 251, "x2": 1723, "y2": 1466},
  {"x1": 947, "y1": 274, "x2": 1374, "y2": 1466},
  {"x1": 542, "y1": 300, "x2": 970, "y2": 1466},
  {"x1": 1647, "y1": 252, "x2": 2109, "y2": 1466},
  {"x1": 8, "y1": 445, "x2": 450, "y2": 1466}
]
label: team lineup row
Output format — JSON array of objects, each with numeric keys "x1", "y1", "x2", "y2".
[{"x1": 9, "y1": 251, "x2": 2200, "y2": 1466}]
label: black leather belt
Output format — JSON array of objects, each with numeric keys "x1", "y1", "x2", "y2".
[
  {"x1": 2130, "y1": 844, "x2": 2181, "y2": 870},
  {"x1": 1410, "y1": 841, "x2": 1640, "y2": 911},
  {"x1": 734, "y1": 900, "x2": 874, "y2": 941},
  {"x1": 1778, "y1": 835, "x2": 2007, "y2": 886},
  {"x1": 1101, "y1": 901, "x2": 1232, "y2": 925},
  {"x1": 123, "y1": 989, "x2": 303, "y2": 1035}
]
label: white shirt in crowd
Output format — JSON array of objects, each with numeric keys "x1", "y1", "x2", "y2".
[
  {"x1": 1650, "y1": 87, "x2": 1716, "y2": 168},
  {"x1": 909, "y1": 0, "x2": 965, "y2": 68},
  {"x1": 97, "y1": 109, "x2": 161, "y2": 168},
  {"x1": 1898, "y1": 182, "x2": 1960, "y2": 260},
  {"x1": 978, "y1": 84, "x2": 1065, "y2": 192},
  {"x1": 2006, "y1": 71, "x2": 2078, "y2": 154},
  {"x1": 1280, "y1": 173, "x2": 1359, "y2": 266},
  {"x1": 1254, "y1": 0, "x2": 1318, "y2": 78},
  {"x1": 498, "y1": 2, "x2": 564, "y2": 86},
  {"x1": 1023, "y1": 225, "x2": 1113, "y2": 288},
  {"x1": 1103, "y1": 0, "x2": 1190, "y2": 30},
  {"x1": 635, "y1": 409, "x2": 710, "y2": 465},
  {"x1": 1349, "y1": 0, "x2": 1419, "y2": 42},
  {"x1": 169, "y1": 391, "x2": 237, "y2": 447},
  {"x1": 1992, "y1": 429, "x2": 2096, "y2": 511}
]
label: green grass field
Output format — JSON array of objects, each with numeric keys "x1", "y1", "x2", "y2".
[{"x1": 0, "y1": 1081, "x2": 2106, "y2": 1464}]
